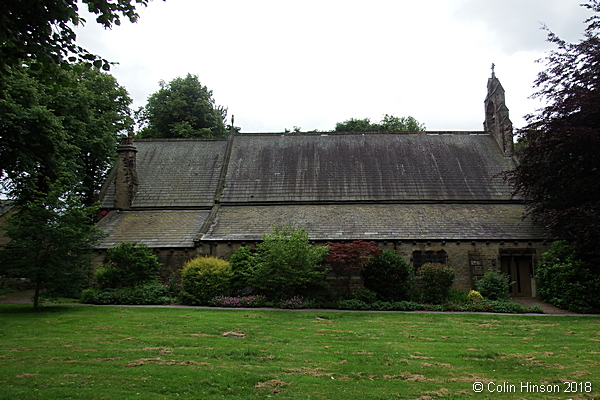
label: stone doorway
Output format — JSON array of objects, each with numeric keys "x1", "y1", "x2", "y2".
[{"x1": 500, "y1": 254, "x2": 534, "y2": 297}]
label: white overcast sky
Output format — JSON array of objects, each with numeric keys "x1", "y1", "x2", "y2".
[{"x1": 75, "y1": 0, "x2": 592, "y2": 132}]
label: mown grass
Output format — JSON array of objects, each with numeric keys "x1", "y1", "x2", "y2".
[{"x1": 0, "y1": 304, "x2": 598, "y2": 399}]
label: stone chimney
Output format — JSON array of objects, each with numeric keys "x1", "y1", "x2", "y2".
[
  {"x1": 484, "y1": 66, "x2": 514, "y2": 157},
  {"x1": 114, "y1": 136, "x2": 138, "y2": 210}
]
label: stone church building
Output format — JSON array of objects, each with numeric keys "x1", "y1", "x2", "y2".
[{"x1": 96, "y1": 74, "x2": 549, "y2": 296}]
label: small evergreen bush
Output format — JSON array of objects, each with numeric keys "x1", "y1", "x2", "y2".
[
  {"x1": 476, "y1": 269, "x2": 511, "y2": 300},
  {"x1": 179, "y1": 256, "x2": 232, "y2": 305},
  {"x1": 415, "y1": 263, "x2": 455, "y2": 304},
  {"x1": 467, "y1": 290, "x2": 484, "y2": 303},
  {"x1": 362, "y1": 250, "x2": 413, "y2": 301}
]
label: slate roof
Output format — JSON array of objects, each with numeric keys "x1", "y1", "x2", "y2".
[
  {"x1": 220, "y1": 133, "x2": 516, "y2": 204},
  {"x1": 202, "y1": 204, "x2": 544, "y2": 241},
  {"x1": 101, "y1": 139, "x2": 228, "y2": 209},
  {"x1": 96, "y1": 210, "x2": 210, "y2": 248},
  {"x1": 96, "y1": 132, "x2": 541, "y2": 247}
]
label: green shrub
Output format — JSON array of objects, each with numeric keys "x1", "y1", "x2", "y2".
[
  {"x1": 249, "y1": 225, "x2": 329, "y2": 300},
  {"x1": 352, "y1": 288, "x2": 378, "y2": 304},
  {"x1": 179, "y1": 256, "x2": 232, "y2": 305},
  {"x1": 476, "y1": 269, "x2": 511, "y2": 300},
  {"x1": 96, "y1": 243, "x2": 161, "y2": 289},
  {"x1": 537, "y1": 241, "x2": 600, "y2": 313},
  {"x1": 229, "y1": 246, "x2": 256, "y2": 294},
  {"x1": 80, "y1": 284, "x2": 172, "y2": 305},
  {"x1": 362, "y1": 250, "x2": 413, "y2": 301},
  {"x1": 448, "y1": 289, "x2": 470, "y2": 304},
  {"x1": 416, "y1": 263, "x2": 455, "y2": 304},
  {"x1": 337, "y1": 299, "x2": 370, "y2": 310}
]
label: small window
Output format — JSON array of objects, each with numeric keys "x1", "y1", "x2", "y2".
[{"x1": 412, "y1": 250, "x2": 447, "y2": 270}]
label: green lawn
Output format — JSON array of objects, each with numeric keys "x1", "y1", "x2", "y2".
[{"x1": 0, "y1": 305, "x2": 598, "y2": 399}]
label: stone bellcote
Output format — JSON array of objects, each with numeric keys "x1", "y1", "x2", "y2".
[
  {"x1": 114, "y1": 136, "x2": 138, "y2": 210},
  {"x1": 484, "y1": 67, "x2": 514, "y2": 157}
]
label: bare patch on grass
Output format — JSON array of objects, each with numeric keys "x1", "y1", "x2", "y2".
[
  {"x1": 283, "y1": 367, "x2": 332, "y2": 377},
  {"x1": 16, "y1": 373, "x2": 39, "y2": 378},
  {"x1": 255, "y1": 379, "x2": 293, "y2": 393},
  {"x1": 126, "y1": 358, "x2": 210, "y2": 367}
]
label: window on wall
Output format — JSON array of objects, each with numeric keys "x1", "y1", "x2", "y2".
[{"x1": 412, "y1": 250, "x2": 447, "y2": 270}]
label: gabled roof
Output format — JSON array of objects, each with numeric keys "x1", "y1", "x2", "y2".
[
  {"x1": 96, "y1": 210, "x2": 210, "y2": 248},
  {"x1": 202, "y1": 204, "x2": 544, "y2": 241},
  {"x1": 101, "y1": 139, "x2": 228, "y2": 209},
  {"x1": 220, "y1": 132, "x2": 517, "y2": 204}
]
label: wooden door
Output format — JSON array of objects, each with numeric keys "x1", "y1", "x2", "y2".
[{"x1": 500, "y1": 255, "x2": 533, "y2": 297}]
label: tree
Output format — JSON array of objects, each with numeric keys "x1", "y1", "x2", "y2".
[
  {"x1": 249, "y1": 225, "x2": 329, "y2": 300},
  {"x1": 325, "y1": 240, "x2": 381, "y2": 298},
  {"x1": 0, "y1": 0, "x2": 157, "y2": 74},
  {"x1": 1, "y1": 64, "x2": 133, "y2": 206},
  {"x1": 507, "y1": 1, "x2": 600, "y2": 263},
  {"x1": 0, "y1": 182, "x2": 105, "y2": 310},
  {"x1": 137, "y1": 74, "x2": 228, "y2": 138},
  {"x1": 335, "y1": 114, "x2": 425, "y2": 132}
]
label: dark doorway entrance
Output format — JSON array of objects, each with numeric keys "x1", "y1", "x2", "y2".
[{"x1": 500, "y1": 255, "x2": 533, "y2": 297}]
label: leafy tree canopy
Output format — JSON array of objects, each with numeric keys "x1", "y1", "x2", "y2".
[
  {"x1": 137, "y1": 74, "x2": 228, "y2": 138},
  {"x1": 335, "y1": 114, "x2": 425, "y2": 132},
  {"x1": 508, "y1": 0, "x2": 600, "y2": 262},
  {"x1": 1, "y1": 64, "x2": 133, "y2": 206},
  {"x1": 0, "y1": 0, "x2": 158, "y2": 75}
]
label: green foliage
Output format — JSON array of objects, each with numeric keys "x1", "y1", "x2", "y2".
[
  {"x1": 325, "y1": 240, "x2": 380, "y2": 297},
  {"x1": 249, "y1": 225, "x2": 329, "y2": 300},
  {"x1": 507, "y1": 3, "x2": 600, "y2": 261},
  {"x1": 96, "y1": 243, "x2": 160, "y2": 289},
  {"x1": 352, "y1": 288, "x2": 378, "y2": 304},
  {"x1": 362, "y1": 250, "x2": 413, "y2": 301},
  {"x1": 0, "y1": 183, "x2": 104, "y2": 309},
  {"x1": 80, "y1": 283, "x2": 171, "y2": 305},
  {"x1": 137, "y1": 74, "x2": 227, "y2": 138},
  {"x1": 537, "y1": 241, "x2": 600, "y2": 313},
  {"x1": 1, "y1": 64, "x2": 132, "y2": 206},
  {"x1": 335, "y1": 114, "x2": 425, "y2": 132},
  {"x1": 0, "y1": 0, "x2": 150, "y2": 74},
  {"x1": 337, "y1": 298, "x2": 371, "y2": 310},
  {"x1": 229, "y1": 246, "x2": 256, "y2": 294},
  {"x1": 415, "y1": 263, "x2": 455, "y2": 304},
  {"x1": 179, "y1": 256, "x2": 232, "y2": 305},
  {"x1": 475, "y1": 269, "x2": 512, "y2": 300}
]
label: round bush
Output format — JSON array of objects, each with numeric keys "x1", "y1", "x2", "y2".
[
  {"x1": 180, "y1": 256, "x2": 232, "y2": 305},
  {"x1": 416, "y1": 263, "x2": 455, "y2": 304},
  {"x1": 475, "y1": 269, "x2": 511, "y2": 300},
  {"x1": 362, "y1": 250, "x2": 413, "y2": 301}
]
